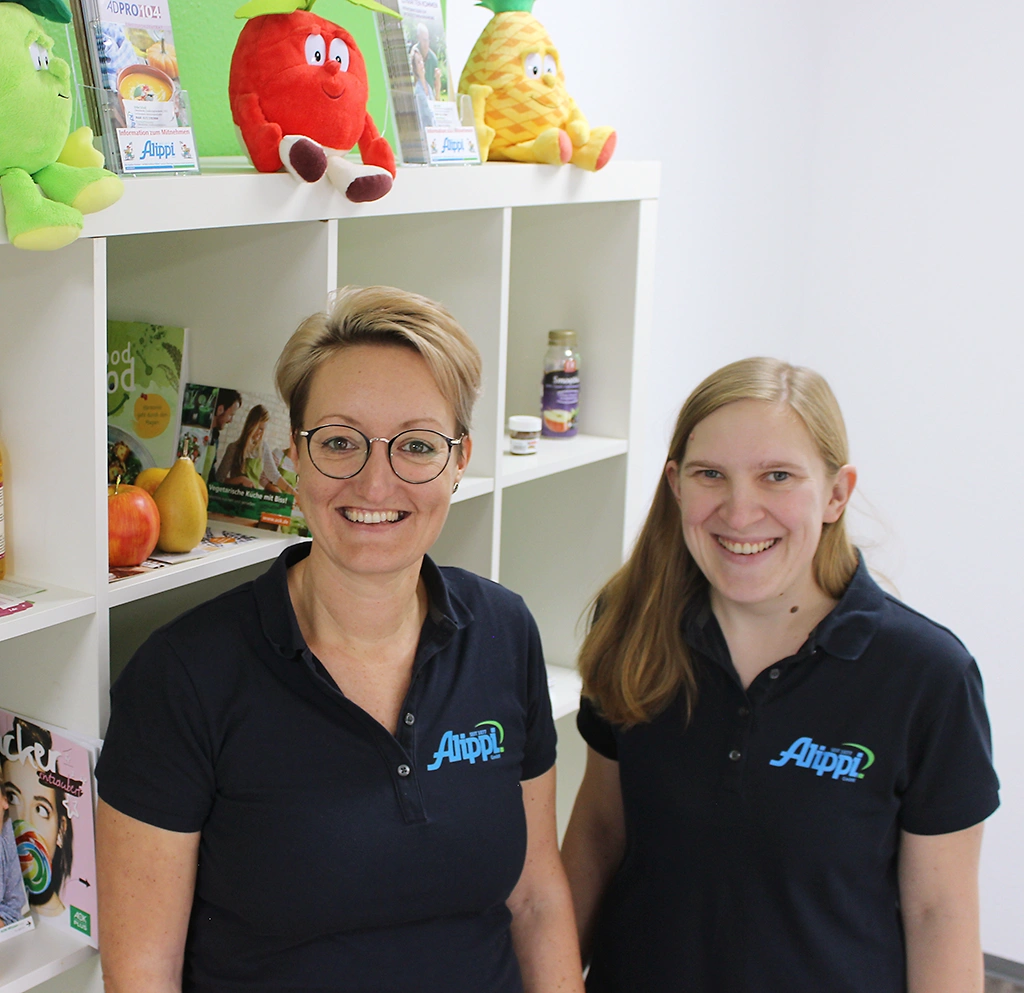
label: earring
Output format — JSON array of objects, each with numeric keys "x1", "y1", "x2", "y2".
[{"x1": 452, "y1": 480, "x2": 460, "y2": 493}]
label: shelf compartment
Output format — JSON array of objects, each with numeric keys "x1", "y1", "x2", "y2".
[
  {"x1": 0, "y1": 926, "x2": 96, "y2": 993},
  {"x1": 106, "y1": 527, "x2": 307, "y2": 607},
  {"x1": 0, "y1": 585, "x2": 95, "y2": 644},
  {"x1": 500, "y1": 434, "x2": 627, "y2": 488},
  {"x1": 546, "y1": 663, "x2": 583, "y2": 721}
]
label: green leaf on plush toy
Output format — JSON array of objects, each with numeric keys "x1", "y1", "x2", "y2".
[
  {"x1": 475, "y1": 0, "x2": 536, "y2": 11},
  {"x1": 16, "y1": 0, "x2": 72, "y2": 23},
  {"x1": 235, "y1": 0, "x2": 399, "y2": 18}
]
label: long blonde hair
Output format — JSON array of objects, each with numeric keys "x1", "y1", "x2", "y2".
[{"x1": 579, "y1": 357, "x2": 859, "y2": 727}]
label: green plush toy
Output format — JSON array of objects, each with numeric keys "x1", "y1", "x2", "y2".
[{"x1": 0, "y1": 0, "x2": 123, "y2": 250}]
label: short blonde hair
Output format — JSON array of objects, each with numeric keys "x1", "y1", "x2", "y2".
[{"x1": 276, "y1": 285, "x2": 482, "y2": 436}]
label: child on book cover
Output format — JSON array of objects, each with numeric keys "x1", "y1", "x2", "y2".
[
  {"x1": 1, "y1": 789, "x2": 31, "y2": 929},
  {"x1": 1, "y1": 719, "x2": 76, "y2": 918}
]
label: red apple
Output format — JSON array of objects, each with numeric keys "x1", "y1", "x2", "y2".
[{"x1": 108, "y1": 481, "x2": 160, "y2": 567}]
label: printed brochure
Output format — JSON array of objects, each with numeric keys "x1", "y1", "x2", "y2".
[
  {"x1": 0, "y1": 710, "x2": 100, "y2": 946},
  {"x1": 177, "y1": 385, "x2": 307, "y2": 536},
  {"x1": 71, "y1": 0, "x2": 199, "y2": 174},
  {"x1": 375, "y1": 0, "x2": 480, "y2": 165},
  {"x1": 107, "y1": 320, "x2": 188, "y2": 486}
]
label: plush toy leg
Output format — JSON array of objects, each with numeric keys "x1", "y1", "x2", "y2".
[
  {"x1": 324, "y1": 155, "x2": 393, "y2": 203},
  {"x1": 0, "y1": 168, "x2": 82, "y2": 251},
  {"x1": 497, "y1": 128, "x2": 572, "y2": 165},
  {"x1": 466, "y1": 84, "x2": 496, "y2": 162},
  {"x1": 279, "y1": 136, "x2": 327, "y2": 183},
  {"x1": 34, "y1": 162, "x2": 123, "y2": 215},
  {"x1": 570, "y1": 126, "x2": 617, "y2": 172}
]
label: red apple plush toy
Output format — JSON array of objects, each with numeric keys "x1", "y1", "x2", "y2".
[{"x1": 229, "y1": 0, "x2": 398, "y2": 202}]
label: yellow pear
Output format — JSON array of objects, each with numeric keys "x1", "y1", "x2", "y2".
[
  {"x1": 137, "y1": 464, "x2": 208, "y2": 506},
  {"x1": 153, "y1": 457, "x2": 208, "y2": 553}
]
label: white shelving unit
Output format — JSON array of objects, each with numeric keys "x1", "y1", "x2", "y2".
[{"x1": 0, "y1": 159, "x2": 658, "y2": 992}]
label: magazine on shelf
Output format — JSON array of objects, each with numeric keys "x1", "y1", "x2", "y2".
[
  {"x1": 0, "y1": 710, "x2": 100, "y2": 946},
  {"x1": 107, "y1": 320, "x2": 189, "y2": 487},
  {"x1": 374, "y1": 0, "x2": 479, "y2": 165},
  {"x1": 0, "y1": 580, "x2": 45, "y2": 620},
  {"x1": 108, "y1": 523, "x2": 265, "y2": 582},
  {"x1": 177, "y1": 385, "x2": 307, "y2": 536},
  {"x1": 70, "y1": 0, "x2": 199, "y2": 174}
]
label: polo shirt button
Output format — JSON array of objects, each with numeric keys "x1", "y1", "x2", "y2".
[
  {"x1": 397, "y1": 764, "x2": 411, "y2": 777},
  {"x1": 769, "y1": 668, "x2": 780, "y2": 680},
  {"x1": 404, "y1": 712, "x2": 415, "y2": 726},
  {"x1": 737, "y1": 706, "x2": 750, "y2": 718},
  {"x1": 728, "y1": 749, "x2": 742, "y2": 762}
]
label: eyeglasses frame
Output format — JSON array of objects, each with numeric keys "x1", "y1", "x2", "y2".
[{"x1": 297, "y1": 423, "x2": 466, "y2": 484}]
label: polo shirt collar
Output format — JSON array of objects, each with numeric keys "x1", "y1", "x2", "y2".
[
  {"x1": 253, "y1": 542, "x2": 470, "y2": 659},
  {"x1": 683, "y1": 552, "x2": 885, "y2": 665}
]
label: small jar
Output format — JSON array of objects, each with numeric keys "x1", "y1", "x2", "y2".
[
  {"x1": 541, "y1": 329, "x2": 580, "y2": 438},
  {"x1": 508, "y1": 415, "x2": 541, "y2": 455}
]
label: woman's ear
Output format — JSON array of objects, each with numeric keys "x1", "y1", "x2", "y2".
[
  {"x1": 665, "y1": 460, "x2": 682, "y2": 502},
  {"x1": 824, "y1": 464, "x2": 857, "y2": 523},
  {"x1": 456, "y1": 434, "x2": 472, "y2": 473}
]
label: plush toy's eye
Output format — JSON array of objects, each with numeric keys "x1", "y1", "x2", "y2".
[
  {"x1": 543, "y1": 54, "x2": 557, "y2": 76},
  {"x1": 523, "y1": 52, "x2": 542, "y2": 78},
  {"x1": 305, "y1": 34, "x2": 326, "y2": 66},
  {"x1": 329, "y1": 37, "x2": 350, "y2": 71},
  {"x1": 29, "y1": 41, "x2": 50, "y2": 71}
]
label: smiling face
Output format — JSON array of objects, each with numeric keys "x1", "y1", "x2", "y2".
[
  {"x1": 292, "y1": 344, "x2": 470, "y2": 581},
  {"x1": 666, "y1": 400, "x2": 855, "y2": 613},
  {"x1": 0, "y1": 4, "x2": 73, "y2": 174},
  {"x1": 233, "y1": 10, "x2": 369, "y2": 151}
]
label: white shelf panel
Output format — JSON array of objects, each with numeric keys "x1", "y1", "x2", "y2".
[
  {"x1": 450, "y1": 475, "x2": 494, "y2": 505},
  {"x1": 0, "y1": 585, "x2": 95, "y2": 644},
  {"x1": 546, "y1": 663, "x2": 583, "y2": 721},
  {"x1": 500, "y1": 434, "x2": 628, "y2": 488},
  {"x1": 0, "y1": 161, "x2": 660, "y2": 245},
  {"x1": 107, "y1": 528, "x2": 308, "y2": 608},
  {"x1": 0, "y1": 925, "x2": 95, "y2": 993}
]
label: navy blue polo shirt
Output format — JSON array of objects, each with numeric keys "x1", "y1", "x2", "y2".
[
  {"x1": 97, "y1": 543, "x2": 556, "y2": 993},
  {"x1": 578, "y1": 559, "x2": 999, "y2": 993}
]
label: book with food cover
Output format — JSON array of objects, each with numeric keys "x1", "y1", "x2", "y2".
[
  {"x1": 71, "y1": 0, "x2": 199, "y2": 174},
  {"x1": 107, "y1": 321, "x2": 188, "y2": 486},
  {"x1": 0, "y1": 710, "x2": 100, "y2": 946},
  {"x1": 374, "y1": 0, "x2": 480, "y2": 165},
  {"x1": 177, "y1": 385, "x2": 307, "y2": 536}
]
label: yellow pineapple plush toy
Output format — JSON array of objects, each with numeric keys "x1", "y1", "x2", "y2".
[{"x1": 458, "y1": 0, "x2": 615, "y2": 170}]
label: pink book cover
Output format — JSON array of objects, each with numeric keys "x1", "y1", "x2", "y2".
[{"x1": 0, "y1": 710, "x2": 99, "y2": 947}]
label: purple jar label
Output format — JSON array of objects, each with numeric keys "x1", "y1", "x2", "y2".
[{"x1": 542, "y1": 371, "x2": 579, "y2": 437}]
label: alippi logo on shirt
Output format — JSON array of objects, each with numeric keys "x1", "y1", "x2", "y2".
[
  {"x1": 769, "y1": 737, "x2": 875, "y2": 782},
  {"x1": 426, "y1": 721, "x2": 504, "y2": 771}
]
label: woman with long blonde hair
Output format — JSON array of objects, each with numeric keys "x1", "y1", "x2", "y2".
[{"x1": 562, "y1": 357, "x2": 999, "y2": 993}]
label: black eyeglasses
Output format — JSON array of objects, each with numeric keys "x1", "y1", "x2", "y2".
[{"x1": 299, "y1": 424, "x2": 465, "y2": 484}]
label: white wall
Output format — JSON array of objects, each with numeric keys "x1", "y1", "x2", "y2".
[
  {"x1": 798, "y1": 2, "x2": 1024, "y2": 962},
  {"x1": 449, "y1": 0, "x2": 1022, "y2": 965}
]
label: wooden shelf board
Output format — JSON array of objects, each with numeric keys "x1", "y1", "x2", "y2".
[
  {"x1": 107, "y1": 528, "x2": 308, "y2": 607},
  {"x1": 0, "y1": 161, "x2": 661, "y2": 245},
  {"x1": 450, "y1": 475, "x2": 494, "y2": 505},
  {"x1": 0, "y1": 584, "x2": 95, "y2": 644},
  {"x1": 500, "y1": 435, "x2": 628, "y2": 488},
  {"x1": 0, "y1": 925, "x2": 96, "y2": 993},
  {"x1": 546, "y1": 663, "x2": 583, "y2": 721}
]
